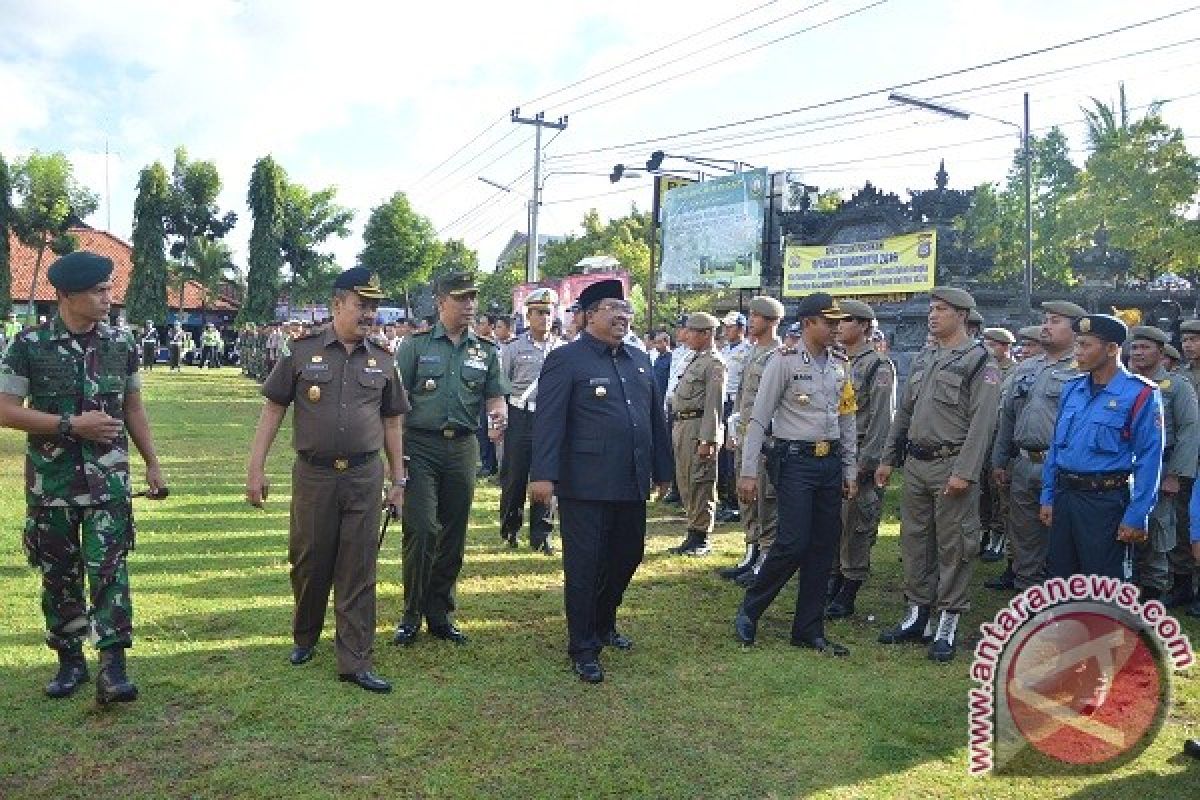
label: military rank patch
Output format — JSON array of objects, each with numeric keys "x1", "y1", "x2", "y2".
[
  {"x1": 311, "y1": 355, "x2": 323, "y2": 363},
  {"x1": 307, "y1": 385, "x2": 321, "y2": 402},
  {"x1": 1160, "y1": 379, "x2": 1172, "y2": 390}
]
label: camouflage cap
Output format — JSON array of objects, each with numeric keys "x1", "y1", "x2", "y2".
[
  {"x1": 1180, "y1": 319, "x2": 1200, "y2": 334},
  {"x1": 1041, "y1": 300, "x2": 1087, "y2": 319},
  {"x1": 1018, "y1": 325, "x2": 1043, "y2": 342},
  {"x1": 747, "y1": 295, "x2": 785, "y2": 319},
  {"x1": 983, "y1": 327, "x2": 1015, "y2": 344},
  {"x1": 686, "y1": 312, "x2": 720, "y2": 331},
  {"x1": 1165, "y1": 343, "x2": 1182, "y2": 361},
  {"x1": 838, "y1": 299, "x2": 875, "y2": 321},
  {"x1": 929, "y1": 286, "x2": 976, "y2": 311},
  {"x1": 1130, "y1": 325, "x2": 1169, "y2": 345}
]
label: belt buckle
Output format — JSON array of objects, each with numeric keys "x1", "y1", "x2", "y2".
[
  {"x1": 333, "y1": 458, "x2": 349, "y2": 471},
  {"x1": 814, "y1": 440, "x2": 830, "y2": 457},
  {"x1": 443, "y1": 429, "x2": 455, "y2": 439}
]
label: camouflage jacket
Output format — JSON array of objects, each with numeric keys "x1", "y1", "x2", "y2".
[{"x1": 0, "y1": 316, "x2": 141, "y2": 507}]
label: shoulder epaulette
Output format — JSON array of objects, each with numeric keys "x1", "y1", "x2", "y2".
[
  {"x1": 778, "y1": 345, "x2": 797, "y2": 356},
  {"x1": 1132, "y1": 373, "x2": 1158, "y2": 388},
  {"x1": 412, "y1": 329, "x2": 432, "y2": 337}
]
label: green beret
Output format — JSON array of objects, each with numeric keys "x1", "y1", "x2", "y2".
[
  {"x1": 1041, "y1": 300, "x2": 1087, "y2": 320},
  {"x1": 1180, "y1": 319, "x2": 1200, "y2": 334},
  {"x1": 1130, "y1": 325, "x2": 1169, "y2": 345},
  {"x1": 1018, "y1": 325, "x2": 1043, "y2": 342},
  {"x1": 1074, "y1": 314, "x2": 1127, "y2": 345},
  {"x1": 686, "y1": 312, "x2": 719, "y2": 331},
  {"x1": 983, "y1": 327, "x2": 1015, "y2": 344},
  {"x1": 1165, "y1": 343, "x2": 1182, "y2": 361},
  {"x1": 929, "y1": 286, "x2": 975, "y2": 311},
  {"x1": 747, "y1": 295, "x2": 785, "y2": 319},
  {"x1": 838, "y1": 299, "x2": 875, "y2": 321},
  {"x1": 47, "y1": 251, "x2": 113, "y2": 292}
]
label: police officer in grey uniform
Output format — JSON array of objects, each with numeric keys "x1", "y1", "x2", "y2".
[
  {"x1": 733, "y1": 293, "x2": 858, "y2": 654},
  {"x1": 990, "y1": 301, "x2": 1086, "y2": 591},
  {"x1": 498, "y1": 287, "x2": 563, "y2": 553},
  {"x1": 1129, "y1": 325, "x2": 1199, "y2": 599},
  {"x1": 826, "y1": 298, "x2": 895, "y2": 619}
]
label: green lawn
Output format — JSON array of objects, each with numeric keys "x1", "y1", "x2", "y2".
[{"x1": 0, "y1": 368, "x2": 1196, "y2": 799}]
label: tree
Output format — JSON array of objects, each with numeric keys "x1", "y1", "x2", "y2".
[
  {"x1": 1067, "y1": 88, "x2": 1200, "y2": 280},
  {"x1": 0, "y1": 154, "x2": 13, "y2": 316},
  {"x1": 477, "y1": 246, "x2": 524, "y2": 315},
  {"x1": 164, "y1": 147, "x2": 237, "y2": 315},
  {"x1": 240, "y1": 156, "x2": 287, "y2": 324},
  {"x1": 125, "y1": 162, "x2": 172, "y2": 326},
  {"x1": 280, "y1": 181, "x2": 353, "y2": 306},
  {"x1": 173, "y1": 238, "x2": 235, "y2": 326},
  {"x1": 358, "y1": 192, "x2": 441, "y2": 298},
  {"x1": 9, "y1": 151, "x2": 99, "y2": 320},
  {"x1": 435, "y1": 238, "x2": 479, "y2": 278}
]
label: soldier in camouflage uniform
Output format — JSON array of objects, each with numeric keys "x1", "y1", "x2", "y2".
[{"x1": 0, "y1": 252, "x2": 165, "y2": 703}]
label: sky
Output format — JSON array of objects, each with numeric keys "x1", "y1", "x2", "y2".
[{"x1": 2, "y1": 0, "x2": 1198, "y2": 276}]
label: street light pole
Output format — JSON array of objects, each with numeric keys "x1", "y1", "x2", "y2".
[{"x1": 888, "y1": 91, "x2": 1034, "y2": 320}]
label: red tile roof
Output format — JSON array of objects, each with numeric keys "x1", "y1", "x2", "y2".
[{"x1": 6, "y1": 226, "x2": 238, "y2": 311}]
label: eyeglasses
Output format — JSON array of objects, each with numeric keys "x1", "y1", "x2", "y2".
[{"x1": 595, "y1": 301, "x2": 633, "y2": 314}]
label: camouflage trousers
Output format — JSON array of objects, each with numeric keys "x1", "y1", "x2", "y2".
[{"x1": 22, "y1": 500, "x2": 134, "y2": 651}]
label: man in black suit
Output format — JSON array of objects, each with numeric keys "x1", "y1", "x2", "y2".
[{"x1": 530, "y1": 279, "x2": 673, "y2": 683}]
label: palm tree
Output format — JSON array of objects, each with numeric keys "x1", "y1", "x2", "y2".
[
  {"x1": 171, "y1": 238, "x2": 235, "y2": 327},
  {"x1": 1081, "y1": 82, "x2": 1163, "y2": 153}
]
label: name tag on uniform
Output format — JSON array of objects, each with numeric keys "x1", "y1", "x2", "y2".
[
  {"x1": 464, "y1": 358, "x2": 487, "y2": 370},
  {"x1": 363, "y1": 367, "x2": 384, "y2": 374},
  {"x1": 303, "y1": 362, "x2": 330, "y2": 372},
  {"x1": 589, "y1": 377, "x2": 611, "y2": 385},
  {"x1": 418, "y1": 355, "x2": 442, "y2": 364},
  {"x1": 797, "y1": 373, "x2": 813, "y2": 380}
]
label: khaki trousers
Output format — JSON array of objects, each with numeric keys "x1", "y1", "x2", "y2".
[
  {"x1": 899, "y1": 456, "x2": 981, "y2": 613},
  {"x1": 673, "y1": 417, "x2": 716, "y2": 534}
]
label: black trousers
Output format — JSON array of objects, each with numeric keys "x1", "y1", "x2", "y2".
[
  {"x1": 1049, "y1": 484, "x2": 1132, "y2": 581},
  {"x1": 201, "y1": 344, "x2": 219, "y2": 368},
  {"x1": 559, "y1": 498, "x2": 646, "y2": 662},
  {"x1": 741, "y1": 448, "x2": 842, "y2": 642},
  {"x1": 717, "y1": 398, "x2": 736, "y2": 508},
  {"x1": 477, "y1": 406, "x2": 497, "y2": 473},
  {"x1": 498, "y1": 407, "x2": 552, "y2": 544}
]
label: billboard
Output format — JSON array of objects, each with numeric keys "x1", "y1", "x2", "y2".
[
  {"x1": 783, "y1": 230, "x2": 937, "y2": 297},
  {"x1": 658, "y1": 168, "x2": 767, "y2": 291}
]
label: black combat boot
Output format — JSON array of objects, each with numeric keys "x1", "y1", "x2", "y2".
[
  {"x1": 680, "y1": 533, "x2": 711, "y2": 557},
  {"x1": 826, "y1": 572, "x2": 845, "y2": 604},
  {"x1": 45, "y1": 647, "x2": 89, "y2": 699},
  {"x1": 980, "y1": 531, "x2": 1007, "y2": 563},
  {"x1": 96, "y1": 647, "x2": 138, "y2": 705},
  {"x1": 928, "y1": 611, "x2": 961, "y2": 663},
  {"x1": 735, "y1": 548, "x2": 769, "y2": 588},
  {"x1": 878, "y1": 604, "x2": 930, "y2": 644},
  {"x1": 825, "y1": 579, "x2": 862, "y2": 620},
  {"x1": 669, "y1": 531, "x2": 706, "y2": 555},
  {"x1": 718, "y1": 543, "x2": 758, "y2": 580}
]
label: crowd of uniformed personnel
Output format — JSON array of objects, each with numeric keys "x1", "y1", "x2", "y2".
[{"x1": 8, "y1": 252, "x2": 1200, "y2": 699}]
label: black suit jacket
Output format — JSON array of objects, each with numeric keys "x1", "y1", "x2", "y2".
[{"x1": 532, "y1": 332, "x2": 673, "y2": 502}]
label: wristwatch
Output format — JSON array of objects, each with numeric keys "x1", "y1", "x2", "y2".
[{"x1": 58, "y1": 413, "x2": 73, "y2": 438}]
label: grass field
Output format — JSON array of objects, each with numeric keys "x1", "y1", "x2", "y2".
[{"x1": 0, "y1": 368, "x2": 1196, "y2": 799}]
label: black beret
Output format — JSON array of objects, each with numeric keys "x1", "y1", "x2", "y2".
[
  {"x1": 1074, "y1": 314, "x2": 1127, "y2": 345},
  {"x1": 47, "y1": 251, "x2": 113, "y2": 292},
  {"x1": 578, "y1": 279, "x2": 624, "y2": 310},
  {"x1": 794, "y1": 292, "x2": 848, "y2": 320},
  {"x1": 334, "y1": 267, "x2": 386, "y2": 299}
]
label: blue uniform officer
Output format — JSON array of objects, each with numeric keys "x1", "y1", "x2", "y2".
[{"x1": 1040, "y1": 314, "x2": 1164, "y2": 580}]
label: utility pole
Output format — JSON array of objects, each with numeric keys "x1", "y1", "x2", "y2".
[
  {"x1": 1022, "y1": 92, "x2": 1033, "y2": 322},
  {"x1": 511, "y1": 108, "x2": 567, "y2": 282}
]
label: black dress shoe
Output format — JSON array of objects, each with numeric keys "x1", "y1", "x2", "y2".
[
  {"x1": 790, "y1": 636, "x2": 850, "y2": 657},
  {"x1": 573, "y1": 660, "x2": 604, "y2": 683},
  {"x1": 733, "y1": 611, "x2": 757, "y2": 645},
  {"x1": 392, "y1": 623, "x2": 419, "y2": 646},
  {"x1": 289, "y1": 645, "x2": 315, "y2": 665},
  {"x1": 500, "y1": 531, "x2": 518, "y2": 549},
  {"x1": 428, "y1": 623, "x2": 468, "y2": 644},
  {"x1": 533, "y1": 539, "x2": 556, "y2": 556},
  {"x1": 338, "y1": 671, "x2": 392, "y2": 693},
  {"x1": 734, "y1": 570, "x2": 758, "y2": 589},
  {"x1": 602, "y1": 631, "x2": 633, "y2": 650}
]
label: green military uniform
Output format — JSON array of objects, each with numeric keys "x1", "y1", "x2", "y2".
[
  {"x1": 1170, "y1": 320, "x2": 1200, "y2": 608},
  {"x1": 393, "y1": 275, "x2": 509, "y2": 637},
  {"x1": 669, "y1": 312, "x2": 726, "y2": 555},
  {"x1": 829, "y1": 299, "x2": 895, "y2": 617},
  {"x1": 732, "y1": 338, "x2": 782, "y2": 579},
  {"x1": 979, "y1": 329, "x2": 1017, "y2": 563},
  {"x1": 1130, "y1": 327, "x2": 1199, "y2": 594}
]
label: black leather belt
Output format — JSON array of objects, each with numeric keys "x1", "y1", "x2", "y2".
[
  {"x1": 300, "y1": 451, "x2": 377, "y2": 470},
  {"x1": 410, "y1": 427, "x2": 473, "y2": 440},
  {"x1": 673, "y1": 409, "x2": 703, "y2": 421},
  {"x1": 1020, "y1": 448, "x2": 1047, "y2": 464},
  {"x1": 777, "y1": 439, "x2": 841, "y2": 458},
  {"x1": 908, "y1": 442, "x2": 961, "y2": 461},
  {"x1": 1057, "y1": 470, "x2": 1130, "y2": 492}
]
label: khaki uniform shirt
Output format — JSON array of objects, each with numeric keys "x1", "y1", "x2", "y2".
[
  {"x1": 846, "y1": 341, "x2": 896, "y2": 471},
  {"x1": 500, "y1": 332, "x2": 561, "y2": 409},
  {"x1": 883, "y1": 337, "x2": 1001, "y2": 480},
  {"x1": 993, "y1": 351, "x2": 1079, "y2": 468},
  {"x1": 395, "y1": 322, "x2": 508, "y2": 432},
  {"x1": 736, "y1": 340, "x2": 781, "y2": 426},
  {"x1": 1148, "y1": 364, "x2": 1199, "y2": 479},
  {"x1": 741, "y1": 339, "x2": 857, "y2": 482},
  {"x1": 262, "y1": 327, "x2": 409, "y2": 457},
  {"x1": 671, "y1": 347, "x2": 726, "y2": 443}
]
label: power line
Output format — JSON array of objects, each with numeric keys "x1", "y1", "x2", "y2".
[
  {"x1": 408, "y1": 113, "x2": 507, "y2": 188},
  {"x1": 545, "y1": 6, "x2": 1200, "y2": 161}
]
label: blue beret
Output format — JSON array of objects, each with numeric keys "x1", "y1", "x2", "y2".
[
  {"x1": 1074, "y1": 314, "x2": 1127, "y2": 345},
  {"x1": 47, "y1": 251, "x2": 113, "y2": 292}
]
